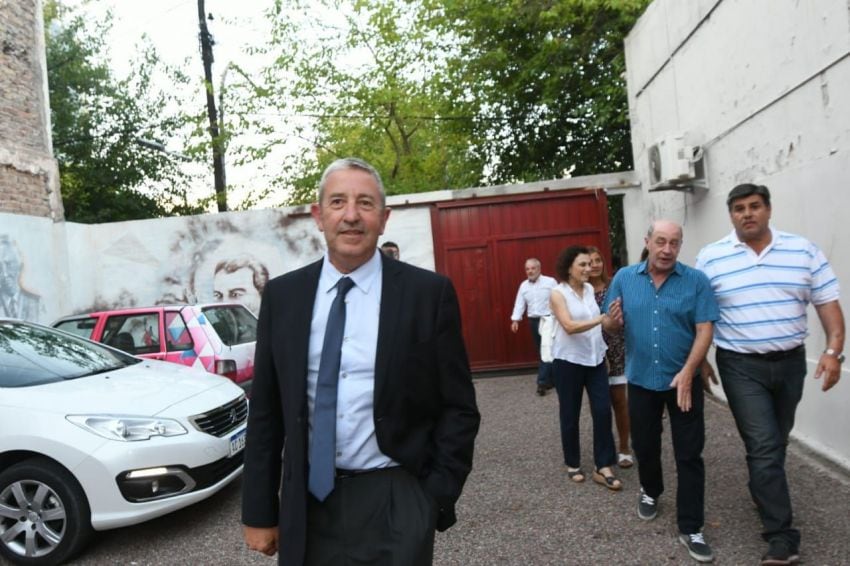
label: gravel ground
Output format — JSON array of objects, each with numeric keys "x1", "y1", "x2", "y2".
[{"x1": 59, "y1": 373, "x2": 850, "y2": 565}]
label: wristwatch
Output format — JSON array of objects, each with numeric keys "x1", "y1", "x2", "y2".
[{"x1": 824, "y1": 348, "x2": 846, "y2": 363}]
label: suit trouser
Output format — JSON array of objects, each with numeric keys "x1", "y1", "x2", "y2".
[
  {"x1": 716, "y1": 346, "x2": 805, "y2": 549},
  {"x1": 305, "y1": 466, "x2": 437, "y2": 566},
  {"x1": 629, "y1": 382, "x2": 705, "y2": 535},
  {"x1": 528, "y1": 317, "x2": 553, "y2": 386}
]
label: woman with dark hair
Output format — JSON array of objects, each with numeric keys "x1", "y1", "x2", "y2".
[
  {"x1": 550, "y1": 245, "x2": 621, "y2": 490},
  {"x1": 587, "y1": 246, "x2": 633, "y2": 469}
]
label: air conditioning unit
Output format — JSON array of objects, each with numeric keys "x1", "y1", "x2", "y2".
[{"x1": 647, "y1": 134, "x2": 704, "y2": 191}]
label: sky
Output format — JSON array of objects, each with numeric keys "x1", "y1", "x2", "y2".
[
  {"x1": 71, "y1": 0, "x2": 280, "y2": 208},
  {"x1": 78, "y1": 0, "x2": 270, "y2": 78}
]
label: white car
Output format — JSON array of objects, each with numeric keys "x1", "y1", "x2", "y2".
[{"x1": 0, "y1": 319, "x2": 248, "y2": 565}]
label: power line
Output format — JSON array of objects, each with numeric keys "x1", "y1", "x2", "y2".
[{"x1": 242, "y1": 112, "x2": 497, "y2": 122}]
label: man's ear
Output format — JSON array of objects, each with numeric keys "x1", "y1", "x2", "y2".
[
  {"x1": 311, "y1": 203, "x2": 324, "y2": 232},
  {"x1": 379, "y1": 206, "x2": 392, "y2": 234}
]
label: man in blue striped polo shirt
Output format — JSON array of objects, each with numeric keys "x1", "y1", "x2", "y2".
[
  {"x1": 604, "y1": 220, "x2": 719, "y2": 563},
  {"x1": 696, "y1": 184, "x2": 845, "y2": 566}
]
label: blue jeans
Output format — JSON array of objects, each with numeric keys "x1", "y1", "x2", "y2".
[
  {"x1": 716, "y1": 346, "x2": 806, "y2": 548},
  {"x1": 629, "y1": 382, "x2": 705, "y2": 535},
  {"x1": 552, "y1": 359, "x2": 615, "y2": 469},
  {"x1": 529, "y1": 317, "x2": 553, "y2": 387}
]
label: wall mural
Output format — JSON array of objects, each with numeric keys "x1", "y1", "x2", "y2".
[
  {"x1": 0, "y1": 234, "x2": 42, "y2": 321},
  {"x1": 6, "y1": 202, "x2": 415, "y2": 324},
  {"x1": 153, "y1": 213, "x2": 323, "y2": 315}
]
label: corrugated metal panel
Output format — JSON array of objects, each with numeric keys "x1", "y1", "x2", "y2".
[{"x1": 433, "y1": 190, "x2": 610, "y2": 371}]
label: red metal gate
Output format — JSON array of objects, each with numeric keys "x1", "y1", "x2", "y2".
[{"x1": 431, "y1": 190, "x2": 611, "y2": 371}]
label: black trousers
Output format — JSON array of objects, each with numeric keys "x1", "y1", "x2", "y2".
[
  {"x1": 305, "y1": 467, "x2": 437, "y2": 566},
  {"x1": 528, "y1": 317, "x2": 553, "y2": 386},
  {"x1": 716, "y1": 346, "x2": 805, "y2": 548},
  {"x1": 629, "y1": 382, "x2": 705, "y2": 535},
  {"x1": 552, "y1": 359, "x2": 616, "y2": 469}
]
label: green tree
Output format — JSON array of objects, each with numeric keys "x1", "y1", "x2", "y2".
[
  {"x1": 425, "y1": 0, "x2": 651, "y2": 184},
  {"x1": 237, "y1": 0, "x2": 485, "y2": 205},
  {"x1": 45, "y1": 1, "x2": 207, "y2": 223},
  {"x1": 240, "y1": 0, "x2": 648, "y2": 205}
]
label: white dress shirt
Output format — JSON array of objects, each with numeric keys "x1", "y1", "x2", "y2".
[
  {"x1": 511, "y1": 275, "x2": 558, "y2": 320},
  {"x1": 306, "y1": 250, "x2": 397, "y2": 470}
]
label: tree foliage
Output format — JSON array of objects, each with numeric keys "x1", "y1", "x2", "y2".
[
  {"x1": 44, "y1": 1, "x2": 207, "y2": 223},
  {"x1": 240, "y1": 0, "x2": 649, "y2": 204},
  {"x1": 236, "y1": 0, "x2": 485, "y2": 205},
  {"x1": 43, "y1": 0, "x2": 649, "y2": 217},
  {"x1": 424, "y1": 0, "x2": 651, "y2": 184}
]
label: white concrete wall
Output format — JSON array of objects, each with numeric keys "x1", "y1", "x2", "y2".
[
  {"x1": 624, "y1": 0, "x2": 850, "y2": 466},
  {"x1": 0, "y1": 200, "x2": 436, "y2": 324},
  {"x1": 70, "y1": 202, "x2": 437, "y2": 313}
]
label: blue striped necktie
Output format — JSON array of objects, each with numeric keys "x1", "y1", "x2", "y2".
[{"x1": 308, "y1": 276, "x2": 355, "y2": 501}]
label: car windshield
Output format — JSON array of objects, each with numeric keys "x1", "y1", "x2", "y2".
[
  {"x1": 201, "y1": 305, "x2": 257, "y2": 346},
  {"x1": 0, "y1": 320, "x2": 139, "y2": 387},
  {"x1": 53, "y1": 317, "x2": 97, "y2": 339}
]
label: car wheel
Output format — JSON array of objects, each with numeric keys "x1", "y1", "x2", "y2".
[{"x1": 0, "y1": 458, "x2": 93, "y2": 565}]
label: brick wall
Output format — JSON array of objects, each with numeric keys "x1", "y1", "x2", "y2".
[
  {"x1": 0, "y1": 164, "x2": 51, "y2": 215},
  {"x1": 0, "y1": 0, "x2": 64, "y2": 220}
]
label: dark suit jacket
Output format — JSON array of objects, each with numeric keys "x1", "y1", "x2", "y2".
[{"x1": 242, "y1": 253, "x2": 480, "y2": 565}]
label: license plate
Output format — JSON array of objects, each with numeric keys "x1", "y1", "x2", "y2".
[{"x1": 229, "y1": 428, "x2": 247, "y2": 457}]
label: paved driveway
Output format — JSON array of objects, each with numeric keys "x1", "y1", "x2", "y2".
[{"x1": 68, "y1": 374, "x2": 850, "y2": 565}]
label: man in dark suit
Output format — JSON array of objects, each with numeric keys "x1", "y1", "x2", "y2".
[{"x1": 242, "y1": 157, "x2": 480, "y2": 565}]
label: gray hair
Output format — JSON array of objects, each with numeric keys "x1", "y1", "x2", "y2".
[{"x1": 317, "y1": 157, "x2": 386, "y2": 207}]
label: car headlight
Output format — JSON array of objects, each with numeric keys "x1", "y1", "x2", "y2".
[{"x1": 66, "y1": 415, "x2": 188, "y2": 441}]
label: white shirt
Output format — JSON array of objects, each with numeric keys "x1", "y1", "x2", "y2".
[
  {"x1": 696, "y1": 228, "x2": 840, "y2": 353},
  {"x1": 306, "y1": 250, "x2": 397, "y2": 470},
  {"x1": 511, "y1": 275, "x2": 558, "y2": 320},
  {"x1": 551, "y1": 282, "x2": 607, "y2": 366}
]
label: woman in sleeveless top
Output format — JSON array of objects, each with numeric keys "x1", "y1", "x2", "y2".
[{"x1": 549, "y1": 245, "x2": 621, "y2": 490}]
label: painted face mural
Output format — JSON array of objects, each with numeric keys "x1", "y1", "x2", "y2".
[
  {"x1": 0, "y1": 235, "x2": 41, "y2": 321},
  {"x1": 211, "y1": 255, "x2": 268, "y2": 315},
  {"x1": 153, "y1": 218, "x2": 290, "y2": 316}
]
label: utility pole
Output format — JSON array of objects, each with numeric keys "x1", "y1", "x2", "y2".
[{"x1": 197, "y1": 0, "x2": 227, "y2": 212}]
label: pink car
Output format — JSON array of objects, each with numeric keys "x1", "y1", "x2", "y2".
[{"x1": 52, "y1": 303, "x2": 256, "y2": 393}]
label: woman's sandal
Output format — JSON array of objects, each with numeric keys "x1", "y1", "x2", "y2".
[
  {"x1": 592, "y1": 468, "x2": 623, "y2": 491},
  {"x1": 617, "y1": 452, "x2": 634, "y2": 468},
  {"x1": 567, "y1": 468, "x2": 585, "y2": 483}
]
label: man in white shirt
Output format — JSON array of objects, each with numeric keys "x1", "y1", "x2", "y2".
[{"x1": 511, "y1": 258, "x2": 558, "y2": 395}]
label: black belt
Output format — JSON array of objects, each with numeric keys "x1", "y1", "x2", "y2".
[
  {"x1": 335, "y1": 466, "x2": 399, "y2": 479},
  {"x1": 718, "y1": 344, "x2": 804, "y2": 361}
]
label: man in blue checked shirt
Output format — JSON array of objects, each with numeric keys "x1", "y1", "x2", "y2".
[
  {"x1": 696, "y1": 184, "x2": 845, "y2": 566},
  {"x1": 604, "y1": 219, "x2": 719, "y2": 564}
]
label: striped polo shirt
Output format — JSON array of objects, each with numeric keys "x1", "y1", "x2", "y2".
[
  {"x1": 695, "y1": 228, "x2": 840, "y2": 354},
  {"x1": 603, "y1": 261, "x2": 719, "y2": 391}
]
